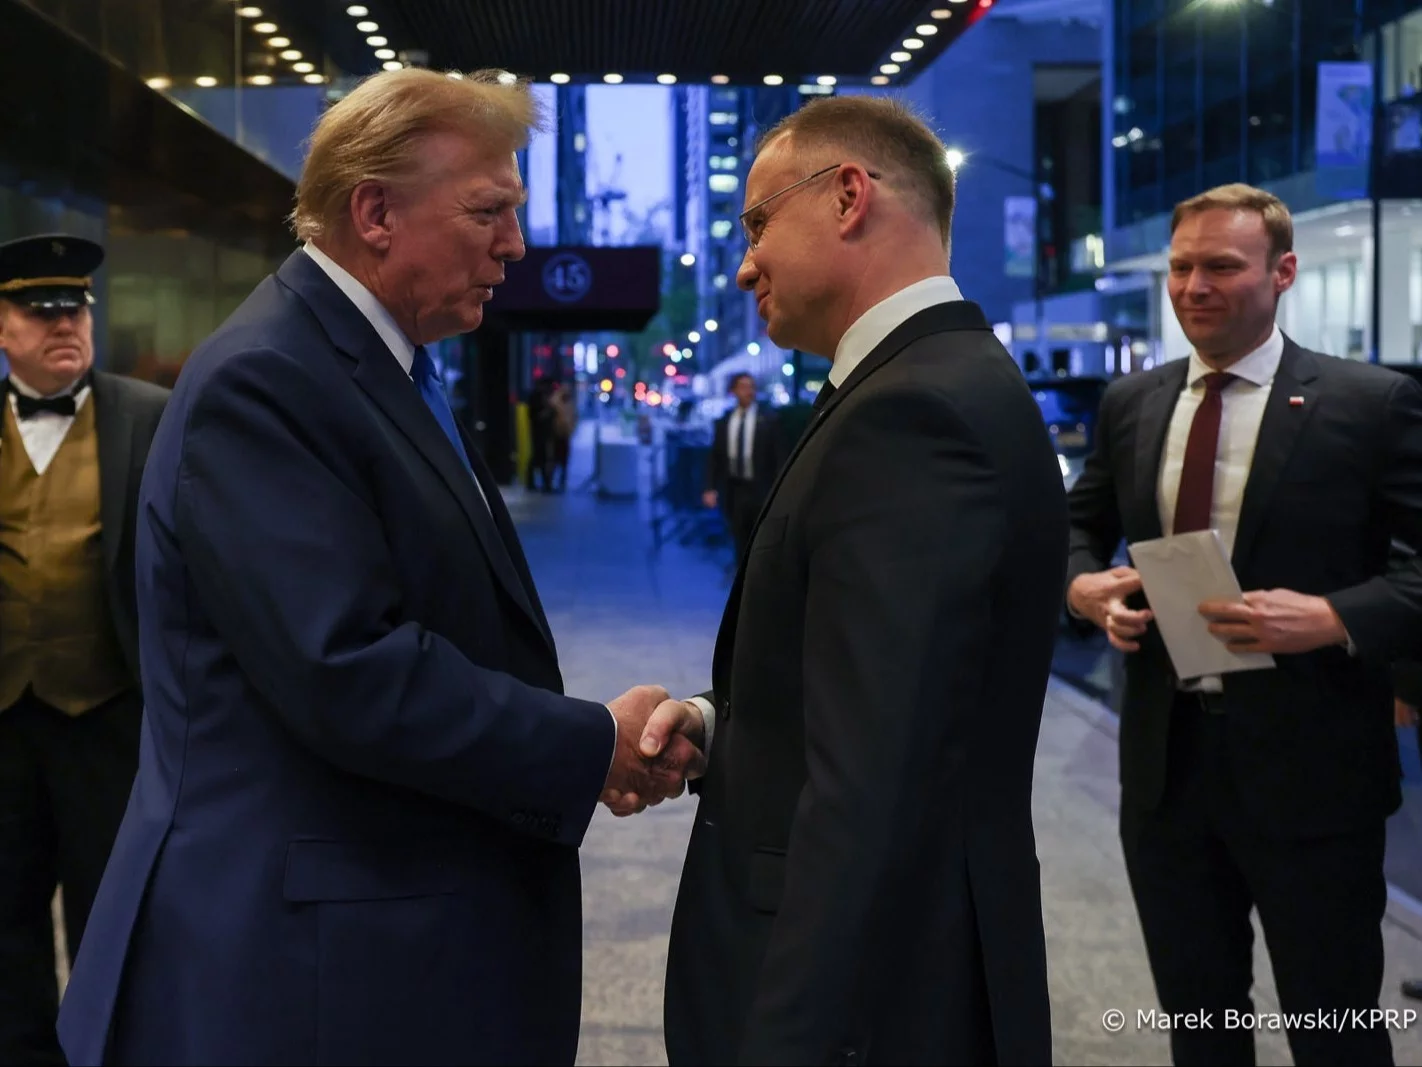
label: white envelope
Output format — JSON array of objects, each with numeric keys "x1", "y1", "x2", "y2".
[{"x1": 1127, "y1": 529, "x2": 1276, "y2": 680}]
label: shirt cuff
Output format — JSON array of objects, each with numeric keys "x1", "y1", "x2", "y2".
[
  {"x1": 603, "y1": 705, "x2": 619, "y2": 783},
  {"x1": 688, "y1": 696, "x2": 716, "y2": 753}
]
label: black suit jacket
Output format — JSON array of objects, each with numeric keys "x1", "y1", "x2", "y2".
[
  {"x1": 704, "y1": 405, "x2": 782, "y2": 500},
  {"x1": 1065, "y1": 339, "x2": 1422, "y2": 838},
  {"x1": 91, "y1": 370, "x2": 170, "y2": 680},
  {"x1": 665, "y1": 301, "x2": 1067, "y2": 1066}
]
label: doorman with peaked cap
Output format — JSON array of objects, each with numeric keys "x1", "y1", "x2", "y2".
[{"x1": 0, "y1": 234, "x2": 168, "y2": 1065}]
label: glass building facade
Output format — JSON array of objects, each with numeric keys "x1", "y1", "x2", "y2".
[{"x1": 1103, "y1": 0, "x2": 1422, "y2": 368}]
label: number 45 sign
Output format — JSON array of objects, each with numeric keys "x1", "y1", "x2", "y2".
[{"x1": 541, "y1": 252, "x2": 592, "y2": 303}]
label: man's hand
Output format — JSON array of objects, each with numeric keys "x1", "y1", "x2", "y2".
[
  {"x1": 702, "y1": 489, "x2": 718, "y2": 509},
  {"x1": 601, "y1": 698, "x2": 707, "y2": 818},
  {"x1": 603, "y1": 688, "x2": 705, "y2": 816},
  {"x1": 1067, "y1": 566, "x2": 1153, "y2": 652},
  {"x1": 1199, "y1": 589, "x2": 1348, "y2": 655}
]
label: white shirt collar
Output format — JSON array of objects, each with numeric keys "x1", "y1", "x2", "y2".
[
  {"x1": 8, "y1": 371, "x2": 90, "y2": 401},
  {"x1": 1186, "y1": 324, "x2": 1283, "y2": 389},
  {"x1": 829, "y1": 275, "x2": 965, "y2": 387},
  {"x1": 303, "y1": 241, "x2": 417, "y2": 377}
]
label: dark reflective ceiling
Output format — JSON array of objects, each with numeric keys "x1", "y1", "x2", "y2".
[{"x1": 307, "y1": 0, "x2": 992, "y2": 87}]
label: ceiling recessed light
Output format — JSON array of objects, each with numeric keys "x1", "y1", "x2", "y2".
[
  {"x1": 196, "y1": 75, "x2": 218, "y2": 87},
  {"x1": 375, "y1": 48, "x2": 395, "y2": 59},
  {"x1": 603, "y1": 72, "x2": 623, "y2": 83},
  {"x1": 366, "y1": 35, "x2": 386, "y2": 46},
  {"x1": 267, "y1": 36, "x2": 290, "y2": 48},
  {"x1": 931, "y1": 6, "x2": 952, "y2": 13},
  {"x1": 871, "y1": 75, "x2": 890, "y2": 84},
  {"x1": 145, "y1": 76, "x2": 171, "y2": 89},
  {"x1": 293, "y1": 61, "x2": 314, "y2": 73},
  {"x1": 763, "y1": 74, "x2": 783, "y2": 85},
  {"x1": 817, "y1": 74, "x2": 836, "y2": 85},
  {"x1": 304, "y1": 73, "x2": 325, "y2": 84},
  {"x1": 280, "y1": 49, "x2": 301, "y2": 60},
  {"x1": 657, "y1": 73, "x2": 677, "y2": 84},
  {"x1": 550, "y1": 72, "x2": 570, "y2": 84},
  {"x1": 497, "y1": 71, "x2": 518, "y2": 85},
  {"x1": 237, "y1": 6, "x2": 262, "y2": 16},
  {"x1": 904, "y1": 38, "x2": 925, "y2": 49},
  {"x1": 355, "y1": 20, "x2": 378, "y2": 32},
  {"x1": 891, "y1": 50, "x2": 912, "y2": 62},
  {"x1": 252, "y1": 20, "x2": 276, "y2": 32},
  {"x1": 346, "y1": 4, "x2": 368, "y2": 14},
  {"x1": 382, "y1": 60, "x2": 403, "y2": 71},
  {"x1": 917, "y1": 23, "x2": 939, "y2": 33},
  {"x1": 249, "y1": 74, "x2": 273, "y2": 85},
  {"x1": 711, "y1": 74, "x2": 730, "y2": 84},
  {"x1": 447, "y1": 71, "x2": 465, "y2": 79},
  {"x1": 880, "y1": 63, "x2": 901, "y2": 74}
]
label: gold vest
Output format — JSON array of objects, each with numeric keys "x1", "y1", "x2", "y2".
[{"x1": 0, "y1": 397, "x2": 132, "y2": 715}]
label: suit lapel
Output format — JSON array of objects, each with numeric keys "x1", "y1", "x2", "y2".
[
  {"x1": 277, "y1": 252, "x2": 555, "y2": 659},
  {"x1": 711, "y1": 300, "x2": 992, "y2": 682},
  {"x1": 91, "y1": 372, "x2": 133, "y2": 574},
  {"x1": 458, "y1": 422, "x2": 558, "y2": 656},
  {"x1": 1131, "y1": 361, "x2": 1189, "y2": 541},
  {"x1": 1230, "y1": 341, "x2": 1318, "y2": 573}
]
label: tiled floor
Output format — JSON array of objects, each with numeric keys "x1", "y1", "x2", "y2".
[{"x1": 512, "y1": 425, "x2": 1422, "y2": 1067}]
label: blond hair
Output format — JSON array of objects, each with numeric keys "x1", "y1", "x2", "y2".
[
  {"x1": 1171, "y1": 183, "x2": 1294, "y2": 262},
  {"x1": 291, "y1": 68, "x2": 544, "y2": 241},
  {"x1": 757, "y1": 96, "x2": 956, "y2": 245}
]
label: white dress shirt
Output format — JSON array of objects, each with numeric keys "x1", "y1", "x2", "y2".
[
  {"x1": 302, "y1": 242, "x2": 489, "y2": 511},
  {"x1": 829, "y1": 274, "x2": 966, "y2": 388},
  {"x1": 688, "y1": 274, "x2": 967, "y2": 750},
  {"x1": 1158, "y1": 327, "x2": 1282, "y2": 691},
  {"x1": 6, "y1": 373, "x2": 91, "y2": 475},
  {"x1": 726, "y1": 403, "x2": 758, "y2": 480}
]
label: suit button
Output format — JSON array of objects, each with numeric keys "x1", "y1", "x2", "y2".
[
  {"x1": 838, "y1": 1049, "x2": 857, "y2": 1066},
  {"x1": 512, "y1": 811, "x2": 528, "y2": 825},
  {"x1": 723, "y1": 700, "x2": 732, "y2": 720}
]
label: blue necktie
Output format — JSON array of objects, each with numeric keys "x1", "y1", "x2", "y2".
[{"x1": 412, "y1": 345, "x2": 473, "y2": 473}]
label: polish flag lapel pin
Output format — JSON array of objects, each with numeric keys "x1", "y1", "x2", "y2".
[{"x1": 1288, "y1": 396, "x2": 1305, "y2": 407}]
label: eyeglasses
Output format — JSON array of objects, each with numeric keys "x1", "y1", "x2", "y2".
[{"x1": 738, "y1": 163, "x2": 881, "y2": 249}]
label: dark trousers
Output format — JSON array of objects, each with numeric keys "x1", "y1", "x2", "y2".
[
  {"x1": 0, "y1": 688, "x2": 142, "y2": 1066},
  {"x1": 722, "y1": 477, "x2": 764, "y2": 565},
  {"x1": 1121, "y1": 694, "x2": 1391, "y2": 1066}
]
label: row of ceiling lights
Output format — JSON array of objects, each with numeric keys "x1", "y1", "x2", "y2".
[
  {"x1": 236, "y1": 5, "x2": 327, "y2": 85},
  {"x1": 878, "y1": 2, "x2": 981, "y2": 79}
]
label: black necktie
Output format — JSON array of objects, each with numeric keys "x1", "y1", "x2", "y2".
[
  {"x1": 812, "y1": 381, "x2": 837, "y2": 411},
  {"x1": 735, "y1": 410, "x2": 749, "y2": 479}
]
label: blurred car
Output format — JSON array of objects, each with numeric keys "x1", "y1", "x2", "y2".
[{"x1": 1029, "y1": 376, "x2": 1108, "y2": 490}]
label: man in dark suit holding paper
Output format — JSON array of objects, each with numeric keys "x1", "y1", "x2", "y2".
[{"x1": 1066, "y1": 183, "x2": 1422, "y2": 1067}]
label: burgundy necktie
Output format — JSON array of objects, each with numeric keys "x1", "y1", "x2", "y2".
[{"x1": 1172, "y1": 372, "x2": 1234, "y2": 535}]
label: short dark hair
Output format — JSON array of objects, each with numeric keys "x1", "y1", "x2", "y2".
[
  {"x1": 729, "y1": 372, "x2": 755, "y2": 391},
  {"x1": 756, "y1": 95, "x2": 956, "y2": 246},
  {"x1": 1171, "y1": 183, "x2": 1294, "y2": 262}
]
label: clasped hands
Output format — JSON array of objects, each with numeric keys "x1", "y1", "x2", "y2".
[
  {"x1": 602, "y1": 685, "x2": 708, "y2": 818},
  {"x1": 1068, "y1": 566, "x2": 1348, "y2": 656}
]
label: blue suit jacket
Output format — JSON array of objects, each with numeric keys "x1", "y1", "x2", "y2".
[{"x1": 57, "y1": 251, "x2": 615, "y2": 1066}]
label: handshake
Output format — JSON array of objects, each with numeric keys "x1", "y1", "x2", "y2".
[{"x1": 602, "y1": 685, "x2": 708, "y2": 817}]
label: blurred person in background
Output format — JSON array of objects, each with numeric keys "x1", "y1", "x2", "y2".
[
  {"x1": 703, "y1": 372, "x2": 783, "y2": 565},
  {"x1": 0, "y1": 234, "x2": 167, "y2": 1066}
]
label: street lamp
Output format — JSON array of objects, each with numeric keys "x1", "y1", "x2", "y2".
[{"x1": 945, "y1": 146, "x2": 1048, "y2": 369}]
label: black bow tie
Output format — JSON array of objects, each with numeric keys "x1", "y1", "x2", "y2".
[{"x1": 8, "y1": 381, "x2": 79, "y2": 419}]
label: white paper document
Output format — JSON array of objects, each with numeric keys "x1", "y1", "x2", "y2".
[{"x1": 1127, "y1": 529, "x2": 1276, "y2": 680}]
